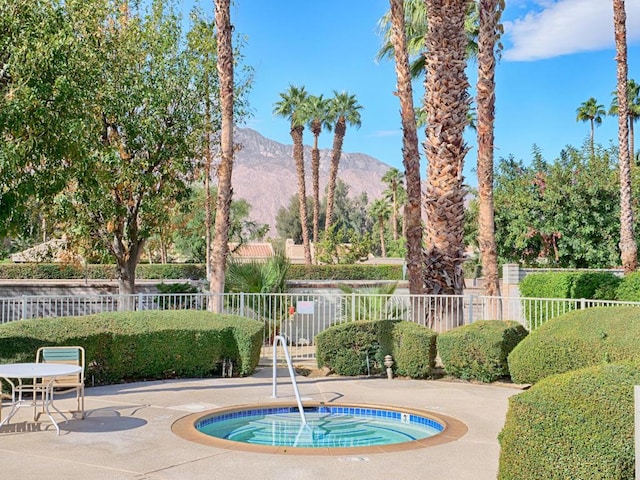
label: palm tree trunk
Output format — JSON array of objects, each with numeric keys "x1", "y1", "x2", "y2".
[
  {"x1": 204, "y1": 61, "x2": 213, "y2": 281},
  {"x1": 292, "y1": 126, "x2": 312, "y2": 264},
  {"x1": 477, "y1": 0, "x2": 501, "y2": 299},
  {"x1": 379, "y1": 217, "x2": 387, "y2": 257},
  {"x1": 614, "y1": 0, "x2": 637, "y2": 273},
  {"x1": 423, "y1": 0, "x2": 470, "y2": 328},
  {"x1": 209, "y1": 0, "x2": 234, "y2": 311},
  {"x1": 311, "y1": 134, "x2": 320, "y2": 245},
  {"x1": 590, "y1": 118, "x2": 595, "y2": 156},
  {"x1": 389, "y1": 0, "x2": 423, "y2": 295},
  {"x1": 325, "y1": 120, "x2": 346, "y2": 233}
]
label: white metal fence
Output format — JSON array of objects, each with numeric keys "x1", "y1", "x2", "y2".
[{"x1": 2, "y1": 291, "x2": 639, "y2": 359}]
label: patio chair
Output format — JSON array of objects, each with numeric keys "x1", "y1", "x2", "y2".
[{"x1": 34, "y1": 346, "x2": 85, "y2": 420}]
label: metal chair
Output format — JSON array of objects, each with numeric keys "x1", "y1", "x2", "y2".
[{"x1": 34, "y1": 346, "x2": 85, "y2": 420}]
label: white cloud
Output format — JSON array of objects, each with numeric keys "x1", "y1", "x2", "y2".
[
  {"x1": 503, "y1": 0, "x2": 640, "y2": 61},
  {"x1": 370, "y1": 129, "x2": 402, "y2": 138}
]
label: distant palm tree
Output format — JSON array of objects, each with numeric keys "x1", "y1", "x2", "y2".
[
  {"x1": 369, "y1": 198, "x2": 391, "y2": 257},
  {"x1": 304, "y1": 94, "x2": 332, "y2": 245},
  {"x1": 325, "y1": 91, "x2": 362, "y2": 234},
  {"x1": 609, "y1": 79, "x2": 640, "y2": 161},
  {"x1": 576, "y1": 97, "x2": 606, "y2": 155},
  {"x1": 209, "y1": 0, "x2": 233, "y2": 312},
  {"x1": 613, "y1": 0, "x2": 637, "y2": 273},
  {"x1": 273, "y1": 85, "x2": 313, "y2": 265},
  {"x1": 382, "y1": 167, "x2": 404, "y2": 241}
]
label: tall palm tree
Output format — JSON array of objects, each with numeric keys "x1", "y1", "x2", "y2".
[
  {"x1": 613, "y1": 0, "x2": 637, "y2": 273},
  {"x1": 324, "y1": 91, "x2": 362, "y2": 234},
  {"x1": 576, "y1": 97, "x2": 606, "y2": 155},
  {"x1": 369, "y1": 198, "x2": 391, "y2": 257},
  {"x1": 423, "y1": 0, "x2": 471, "y2": 324},
  {"x1": 304, "y1": 94, "x2": 332, "y2": 245},
  {"x1": 209, "y1": 0, "x2": 234, "y2": 312},
  {"x1": 273, "y1": 85, "x2": 312, "y2": 264},
  {"x1": 382, "y1": 167, "x2": 404, "y2": 241},
  {"x1": 609, "y1": 79, "x2": 640, "y2": 161},
  {"x1": 382, "y1": 0, "x2": 424, "y2": 296},
  {"x1": 476, "y1": 0, "x2": 503, "y2": 299}
]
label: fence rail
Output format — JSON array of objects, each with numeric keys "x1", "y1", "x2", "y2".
[{"x1": 2, "y1": 292, "x2": 639, "y2": 359}]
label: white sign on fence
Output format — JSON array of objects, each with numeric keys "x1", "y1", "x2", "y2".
[{"x1": 296, "y1": 301, "x2": 314, "y2": 315}]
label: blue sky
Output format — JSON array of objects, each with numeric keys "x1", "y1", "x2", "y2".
[{"x1": 184, "y1": 0, "x2": 640, "y2": 187}]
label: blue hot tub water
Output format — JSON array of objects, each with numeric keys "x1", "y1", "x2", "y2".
[{"x1": 196, "y1": 406, "x2": 444, "y2": 448}]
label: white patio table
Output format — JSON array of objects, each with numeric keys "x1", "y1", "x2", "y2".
[{"x1": 0, "y1": 362, "x2": 82, "y2": 435}]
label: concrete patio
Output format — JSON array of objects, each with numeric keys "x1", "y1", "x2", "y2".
[{"x1": 0, "y1": 365, "x2": 520, "y2": 479}]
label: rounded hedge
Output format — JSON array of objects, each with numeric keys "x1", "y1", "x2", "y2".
[
  {"x1": 437, "y1": 320, "x2": 528, "y2": 382},
  {"x1": 498, "y1": 362, "x2": 639, "y2": 480},
  {"x1": 0, "y1": 311, "x2": 264, "y2": 385},
  {"x1": 508, "y1": 306, "x2": 640, "y2": 384},
  {"x1": 316, "y1": 320, "x2": 436, "y2": 379}
]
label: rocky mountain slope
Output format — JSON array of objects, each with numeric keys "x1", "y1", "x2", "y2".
[{"x1": 229, "y1": 128, "x2": 392, "y2": 237}]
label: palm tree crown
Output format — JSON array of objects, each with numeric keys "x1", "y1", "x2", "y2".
[
  {"x1": 576, "y1": 97, "x2": 605, "y2": 154},
  {"x1": 324, "y1": 91, "x2": 363, "y2": 233},
  {"x1": 273, "y1": 85, "x2": 309, "y2": 128}
]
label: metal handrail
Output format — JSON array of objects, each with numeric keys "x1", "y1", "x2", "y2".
[{"x1": 272, "y1": 335, "x2": 306, "y2": 425}]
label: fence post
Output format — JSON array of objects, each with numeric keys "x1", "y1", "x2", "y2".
[
  {"x1": 22, "y1": 295, "x2": 27, "y2": 320},
  {"x1": 351, "y1": 293, "x2": 356, "y2": 322},
  {"x1": 580, "y1": 298, "x2": 586, "y2": 310},
  {"x1": 138, "y1": 293, "x2": 143, "y2": 311},
  {"x1": 468, "y1": 295, "x2": 476, "y2": 324},
  {"x1": 240, "y1": 292, "x2": 245, "y2": 317}
]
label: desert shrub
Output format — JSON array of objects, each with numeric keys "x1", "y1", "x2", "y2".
[
  {"x1": 316, "y1": 319, "x2": 436, "y2": 379},
  {"x1": 437, "y1": 320, "x2": 528, "y2": 382},
  {"x1": 508, "y1": 306, "x2": 640, "y2": 384},
  {"x1": 498, "y1": 362, "x2": 639, "y2": 480},
  {"x1": 0, "y1": 311, "x2": 263, "y2": 385}
]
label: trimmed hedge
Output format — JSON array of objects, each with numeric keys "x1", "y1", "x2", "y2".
[
  {"x1": 498, "y1": 362, "x2": 639, "y2": 480},
  {"x1": 0, "y1": 262, "x2": 401, "y2": 281},
  {"x1": 519, "y1": 271, "x2": 621, "y2": 326},
  {"x1": 508, "y1": 306, "x2": 640, "y2": 384},
  {"x1": 616, "y1": 271, "x2": 640, "y2": 301},
  {"x1": 287, "y1": 264, "x2": 403, "y2": 280},
  {"x1": 0, "y1": 263, "x2": 206, "y2": 280},
  {"x1": 0, "y1": 311, "x2": 263, "y2": 384},
  {"x1": 437, "y1": 320, "x2": 528, "y2": 382},
  {"x1": 316, "y1": 320, "x2": 436, "y2": 379}
]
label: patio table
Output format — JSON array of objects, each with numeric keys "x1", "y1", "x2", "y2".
[{"x1": 0, "y1": 362, "x2": 82, "y2": 435}]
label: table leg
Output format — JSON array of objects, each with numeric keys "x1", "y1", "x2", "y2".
[
  {"x1": 41, "y1": 378, "x2": 67, "y2": 436},
  {"x1": 0, "y1": 378, "x2": 20, "y2": 429}
]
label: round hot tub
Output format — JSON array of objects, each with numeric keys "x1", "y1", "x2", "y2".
[{"x1": 172, "y1": 402, "x2": 467, "y2": 455}]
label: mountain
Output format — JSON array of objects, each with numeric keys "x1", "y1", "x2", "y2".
[{"x1": 230, "y1": 128, "x2": 392, "y2": 237}]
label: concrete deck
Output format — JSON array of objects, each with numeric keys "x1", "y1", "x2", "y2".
[{"x1": 0, "y1": 366, "x2": 520, "y2": 480}]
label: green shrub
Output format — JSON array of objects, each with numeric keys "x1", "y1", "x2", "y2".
[
  {"x1": 0, "y1": 262, "x2": 401, "y2": 281},
  {"x1": 0, "y1": 311, "x2": 263, "y2": 384},
  {"x1": 316, "y1": 320, "x2": 436, "y2": 379},
  {"x1": 508, "y1": 306, "x2": 640, "y2": 384},
  {"x1": 390, "y1": 321, "x2": 437, "y2": 378},
  {"x1": 615, "y1": 271, "x2": 640, "y2": 301},
  {"x1": 437, "y1": 320, "x2": 528, "y2": 382},
  {"x1": 519, "y1": 271, "x2": 621, "y2": 326},
  {"x1": 287, "y1": 264, "x2": 402, "y2": 281},
  {"x1": 498, "y1": 362, "x2": 639, "y2": 480}
]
